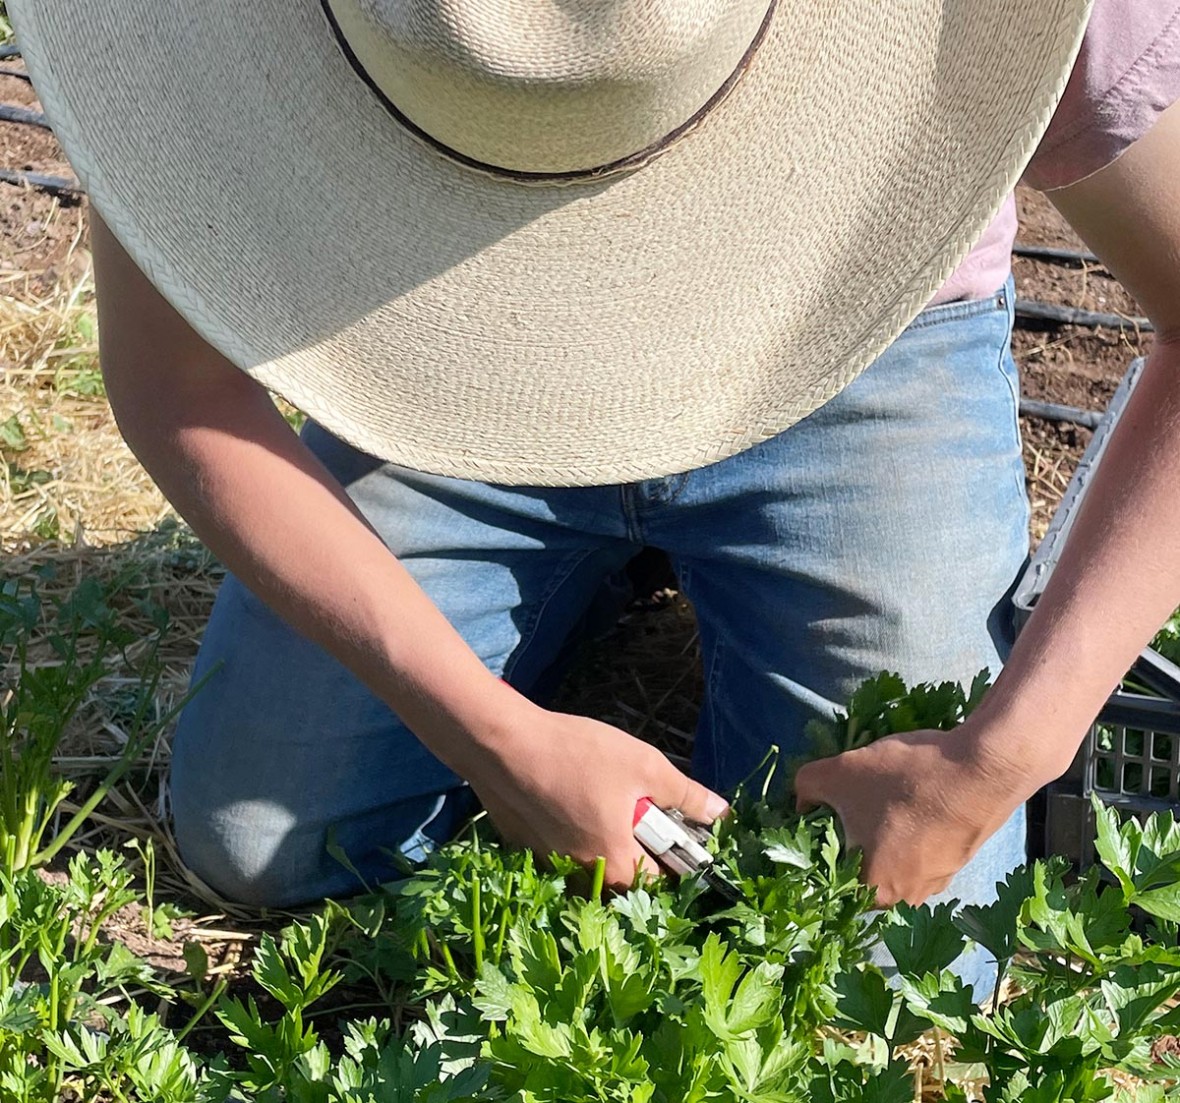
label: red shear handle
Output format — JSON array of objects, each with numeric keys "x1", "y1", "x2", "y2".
[{"x1": 633, "y1": 796, "x2": 655, "y2": 828}]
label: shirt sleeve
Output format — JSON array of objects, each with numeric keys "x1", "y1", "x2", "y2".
[{"x1": 1023, "y1": 0, "x2": 1180, "y2": 190}]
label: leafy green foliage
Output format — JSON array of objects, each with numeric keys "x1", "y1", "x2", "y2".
[
  {"x1": 1152, "y1": 611, "x2": 1180, "y2": 667},
  {"x1": 2, "y1": 667, "x2": 1180, "y2": 1100},
  {"x1": 216, "y1": 913, "x2": 346, "y2": 1097},
  {"x1": 0, "y1": 414, "x2": 27, "y2": 453},
  {"x1": 0, "y1": 851, "x2": 217, "y2": 1102},
  {"x1": 0, "y1": 575, "x2": 184, "y2": 875},
  {"x1": 802, "y1": 669, "x2": 990, "y2": 760},
  {"x1": 1093, "y1": 797, "x2": 1180, "y2": 923}
]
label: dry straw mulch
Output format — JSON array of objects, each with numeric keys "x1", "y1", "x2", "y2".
[{"x1": 0, "y1": 239, "x2": 172, "y2": 551}]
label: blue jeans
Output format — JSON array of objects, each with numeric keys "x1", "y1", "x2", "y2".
[{"x1": 171, "y1": 280, "x2": 1027, "y2": 996}]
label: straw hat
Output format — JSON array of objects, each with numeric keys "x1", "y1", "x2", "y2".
[{"x1": 12, "y1": 1, "x2": 1092, "y2": 485}]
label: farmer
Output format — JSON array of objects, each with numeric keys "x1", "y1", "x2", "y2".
[{"x1": 11, "y1": 0, "x2": 1180, "y2": 996}]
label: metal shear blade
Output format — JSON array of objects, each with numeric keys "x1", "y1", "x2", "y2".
[{"x1": 633, "y1": 798, "x2": 740, "y2": 903}]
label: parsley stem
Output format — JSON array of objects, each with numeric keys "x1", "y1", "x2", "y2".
[
  {"x1": 439, "y1": 939, "x2": 459, "y2": 983},
  {"x1": 471, "y1": 871, "x2": 484, "y2": 974},
  {"x1": 175, "y1": 977, "x2": 229, "y2": 1043},
  {"x1": 494, "y1": 903, "x2": 511, "y2": 964},
  {"x1": 591, "y1": 856, "x2": 606, "y2": 902},
  {"x1": 990, "y1": 957, "x2": 1008, "y2": 1017}
]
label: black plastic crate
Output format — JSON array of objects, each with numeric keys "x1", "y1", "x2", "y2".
[
  {"x1": 1014, "y1": 357, "x2": 1180, "y2": 864},
  {"x1": 1034, "y1": 694, "x2": 1180, "y2": 869}
]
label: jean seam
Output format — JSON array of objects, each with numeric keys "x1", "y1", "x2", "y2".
[
  {"x1": 619, "y1": 485, "x2": 643, "y2": 543},
  {"x1": 499, "y1": 545, "x2": 618, "y2": 688},
  {"x1": 706, "y1": 633, "x2": 727, "y2": 791},
  {"x1": 685, "y1": 561, "x2": 728, "y2": 790},
  {"x1": 993, "y1": 280, "x2": 1026, "y2": 505}
]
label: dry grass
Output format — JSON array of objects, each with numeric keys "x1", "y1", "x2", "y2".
[
  {"x1": 1023, "y1": 435, "x2": 1081, "y2": 547},
  {"x1": 0, "y1": 234, "x2": 172, "y2": 552}
]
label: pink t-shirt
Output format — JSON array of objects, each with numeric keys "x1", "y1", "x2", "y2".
[{"x1": 930, "y1": 0, "x2": 1180, "y2": 305}]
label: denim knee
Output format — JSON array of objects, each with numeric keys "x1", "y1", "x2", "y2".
[
  {"x1": 172, "y1": 794, "x2": 332, "y2": 909},
  {"x1": 172, "y1": 770, "x2": 480, "y2": 908}
]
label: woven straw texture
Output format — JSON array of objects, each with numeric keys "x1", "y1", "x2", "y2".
[{"x1": 12, "y1": 0, "x2": 1092, "y2": 486}]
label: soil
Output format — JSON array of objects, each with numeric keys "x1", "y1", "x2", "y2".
[
  {"x1": 1011, "y1": 189, "x2": 1152, "y2": 518},
  {"x1": 1013, "y1": 191, "x2": 1147, "y2": 413},
  {"x1": 35, "y1": 864, "x2": 228, "y2": 979},
  {"x1": 0, "y1": 66, "x2": 87, "y2": 293}
]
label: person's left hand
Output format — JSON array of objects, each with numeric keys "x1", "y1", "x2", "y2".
[{"x1": 793, "y1": 727, "x2": 1035, "y2": 908}]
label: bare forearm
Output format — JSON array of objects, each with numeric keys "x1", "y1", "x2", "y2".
[
  {"x1": 125, "y1": 388, "x2": 524, "y2": 766},
  {"x1": 975, "y1": 339, "x2": 1180, "y2": 784},
  {"x1": 91, "y1": 219, "x2": 531, "y2": 777},
  {"x1": 965, "y1": 101, "x2": 1180, "y2": 790}
]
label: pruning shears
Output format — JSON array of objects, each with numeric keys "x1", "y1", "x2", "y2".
[{"x1": 632, "y1": 797, "x2": 740, "y2": 902}]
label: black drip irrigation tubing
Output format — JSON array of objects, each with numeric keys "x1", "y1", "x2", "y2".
[
  {"x1": 1015, "y1": 298, "x2": 1153, "y2": 333},
  {"x1": 1013, "y1": 243, "x2": 1101, "y2": 266},
  {"x1": 0, "y1": 103, "x2": 49, "y2": 128},
  {"x1": 0, "y1": 67, "x2": 30, "y2": 82},
  {"x1": 1018, "y1": 400, "x2": 1104, "y2": 429},
  {"x1": 0, "y1": 168, "x2": 82, "y2": 198}
]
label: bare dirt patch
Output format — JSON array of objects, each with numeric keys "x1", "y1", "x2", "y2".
[{"x1": 0, "y1": 66, "x2": 86, "y2": 292}]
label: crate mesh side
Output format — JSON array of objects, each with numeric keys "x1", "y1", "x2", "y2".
[
  {"x1": 1036, "y1": 697, "x2": 1180, "y2": 866},
  {"x1": 1087, "y1": 722, "x2": 1174, "y2": 798}
]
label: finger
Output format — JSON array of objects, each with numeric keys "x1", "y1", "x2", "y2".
[
  {"x1": 872, "y1": 887, "x2": 898, "y2": 909},
  {"x1": 651, "y1": 759, "x2": 729, "y2": 824},
  {"x1": 861, "y1": 856, "x2": 938, "y2": 910},
  {"x1": 899, "y1": 875, "x2": 952, "y2": 909},
  {"x1": 860, "y1": 860, "x2": 895, "y2": 909},
  {"x1": 793, "y1": 760, "x2": 828, "y2": 814}
]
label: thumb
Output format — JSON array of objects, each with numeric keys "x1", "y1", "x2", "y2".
[
  {"x1": 793, "y1": 759, "x2": 830, "y2": 815},
  {"x1": 651, "y1": 759, "x2": 730, "y2": 824}
]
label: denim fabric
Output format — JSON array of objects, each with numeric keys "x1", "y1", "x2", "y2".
[{"x1": 170, "y1": 279, "x2": 1027, "y2": 998}]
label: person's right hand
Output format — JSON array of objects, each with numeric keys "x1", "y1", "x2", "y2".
[{"x1": 461, "y1": 704, "x2": 730, "y2": 889}]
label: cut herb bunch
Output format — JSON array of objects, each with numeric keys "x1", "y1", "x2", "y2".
[{"x1": 3, "y1": 670, "x2": 1180, "y2": 1100}]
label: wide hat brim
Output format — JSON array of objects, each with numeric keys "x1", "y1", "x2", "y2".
[{"x1": 13, "y1": 1, "x2": 1091, "y2": 486}]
